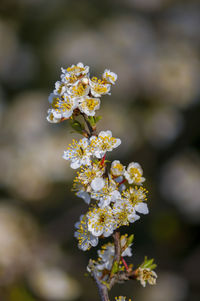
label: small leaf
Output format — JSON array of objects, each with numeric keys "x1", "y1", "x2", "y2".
[
  {"x1": 127, "y1": 234, "x2": 134, "y2": 246},
  {"x1": 94, "y1": 115, "x2": 102, "y2": 123},
  {"x1": 70, "y1": 120, "x2": 84, "y2": 134},
  {"x1": 141, "y1": 257, "x2": 157, "y2": 270},
  {"x1": 87, "y1": 116, "x2": 95, "y2": 127},
  {"x1": 87, "y1": 115, "x2": 102, "y2": 127},
  {"x1": 111, "y1": 261, "x2": 119, "y2": 275}
]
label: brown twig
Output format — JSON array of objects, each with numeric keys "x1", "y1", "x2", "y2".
[
  {"x1": 113, "y1": 230, "x2": 121, "y2": 263},
  {"x1": 81, "y1": 113, "x2": 97, "y2": 137},
  {"x1": 89, "y1": 260, "x2": 109, "y2": 301}
]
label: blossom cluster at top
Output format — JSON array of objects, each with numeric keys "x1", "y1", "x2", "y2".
[{"x1": 46, "y1": 62, "x2": 117, "y2": 123}]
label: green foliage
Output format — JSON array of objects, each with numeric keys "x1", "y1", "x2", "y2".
[
  {"x1": 140, "y1": 256, "x2": 157, "y2": 270},
  {"x1": 111, "y1": 260, "x2": 119, "y2": 275},
  {"x1": 87, "y1": 115, "x2": 102, "y2": 127},
  {"x1": 127, "y1": 234, "x2": 134, "y2": 246},
  {"x1": 69, "y1": 119, "x2": 85, "y2": 134}
]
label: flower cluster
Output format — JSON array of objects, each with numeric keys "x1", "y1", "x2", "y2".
[
  {"x1": 72, "y1": 152, "x2": 148, "y2": 250},
  {"x1": 47, "y1": 63, "x2": 157, "y2": 299},
  {"x1": 47, "y1": 62, "x2": 117, "y2": 123},
  {"x1": 87, "y1": 234, "x2": 133, "y2": 282}
]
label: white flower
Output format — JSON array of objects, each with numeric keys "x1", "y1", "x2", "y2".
[
  {"x1": 73, "y1": 163, "x2": 105, "y2": 192},
  {"x1": 46, "y1": 109, "x2": 61, "y2": 123},
  {"x1": 48, "y1": 93, "x2": 78, "y2": 122},
  {"x1": 87, "y1": 206, "x2": 117, "y2": 237},
  {"x1": 74, "y1": 215, "x2": 98, "y2": 251},
  {"x1": 89, "y1": 77, "x2": 111, "y2": 97},
  {"x1": 97, "y1": 243, "x2": 115, "y2": 271},
  {"x1": 68, "y1": 81, "x2": 90, "y2": 98},
  {"x1": 122, "y1": 187, "x2": 149, "y2": 215},
  {"x1": 136, "y1": 268, "x2": 157, "y2": 287},
  {"x1": 65, "y1": 62, "x2": 89, "y2": 77},
  {"x1": 113, "y1": 198, "x2": 140, "y2": 227},
  {"x1": 124, "y1": 162, "x2": 145, "y2": 185},
  {"x1": 53, "y1": 81, "x2": 66, "y2": 96},
  {"x1": 63, "y1": 138, "x2": 91, "y2": 169},
  {"x1": 111, "y1": 160, "x2": 125, "y2": 177},
  {"x1": 102, "y1": 69, "x2": 118, "y2": 85},
  {"x1": 91, "y1": 179, "x2": 121, "y2": 208},
  {"x1": 91, "y1": 177, "x2": 105, "y2": 192},
  {"x1": 90, "y1": 131, "x2": 121, "y2": 159},
  {"x1": 78, "y1": 97, "x2": 100, "y2": 116}
]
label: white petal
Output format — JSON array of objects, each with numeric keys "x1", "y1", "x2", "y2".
[
  {"x1": 70, "y1": 161, "x2": 81, "y2": 169},
  {"x1": 91, "y1": 177, "x2": 105, "y2": 192},
  {"x1": 114, "y1": 138, "x2": 121, "y2": 148},
  {"x1": 90, "y1": 235, "x2": 99, "y2": 247},
  {"x1": 135, "y1": 203, "x2": 149, "y2": 214}
]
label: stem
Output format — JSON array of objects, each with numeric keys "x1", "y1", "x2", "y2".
[
  {"x1": 121, "y1": 257, "x2": 129, "y2": 272},
  {"x1": 84, "y1": 118, "x2": 108, "y2": 301},
  {"x1": 89, "y1": 260, "x2": 109, "y2": 301},
  {"x1": 113, "y1": 231, "x2": 121, "y2": 263},
  {"x1": 81, "y1": 113, "x2": 97, "y2": 137},
  {"x1": 100, "y1": 153, "x2": 106, "y2": 166}
]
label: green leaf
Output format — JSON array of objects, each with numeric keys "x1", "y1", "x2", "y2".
[
  {"x1": 69, "y1": 120, "x2": 84, "y2": 134},
  {"x1": 127, "y1": 234, "x2": 134, "y2": 246},
  {"x1": 87, "y1": 116, "x2": 95, "y2": 127},
  {"x1": 87, "y1": 115, "x2": 102, "y2": 127},
  {"x1": 141, "y1": 257, "x2": 157, "y2": 270},
  {"x1": 111, "y1": 261, "x2": 119, "y2": 275},
  {"x1": 94, "y1": 115, "x2": 102, "y2": 123}
]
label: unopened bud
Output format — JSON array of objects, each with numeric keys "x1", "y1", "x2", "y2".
[{"x1": 81, "y1": 77, "x2": 89, "y2": 85}]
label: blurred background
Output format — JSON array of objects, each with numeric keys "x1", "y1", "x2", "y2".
[{"x1": 0, "y1": 0, "x2": 200, "y2": 300}]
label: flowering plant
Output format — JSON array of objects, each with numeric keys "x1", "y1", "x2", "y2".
[{"x1": 47, "y1": 62, "x2": 157, "y2": 301}]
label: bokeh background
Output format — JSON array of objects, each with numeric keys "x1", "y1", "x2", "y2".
[{"x1": 0, "y1": 0, "x2": 200, "y2": 300}]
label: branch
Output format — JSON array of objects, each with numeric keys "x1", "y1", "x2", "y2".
[
  {"x1": 89, "y1": 260, "x2": 109, "y2": 301},
  {"x1": 81, "y1": 113, "x2": 97, "y2": 137},
  {"x1": 113, "y1": 230, "x2": 121, "y2": 263}
]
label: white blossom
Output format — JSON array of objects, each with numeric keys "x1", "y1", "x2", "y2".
[
  {"x1": 122, "y1": 187, "x2": 149, "y2": 216},
  {"x1": 136, "y1": 268, "x2": 157, "y2": 287},
  {"x1": 74, "y1": 215, "x2": 98, "y2": 251},
  {"x1": 53, "y1": 81, "x2": 66, "y2": 96},
  {"x1": 61, "y1": 62, "x2": 89, "y2": 79},
  {"x1": 78, "y1": 97, "x2": 100, "y2": 116},
  {"x1": 73, "y1": 163, "x2": 105, "y2": 193},
  {"x1": 47, "y1": 93, "x2": 78, "y2": 122},
  {"x1": 68, "y1": 81, "x2": 90, "y2": 99},
  {"x1": 111, "y1": 160, "x2": 125, "y2": 177},
  {"x1": 102, "y1": 69, "x2": 118, "y2": 85},
  {"x1": 91, "y1": 179, "x2": 121, "y2": 208},
  {"x1": 90, "y1": 131, "x2": 121, "y2": 159},
  {"x1": 113, "y1": 198, "x2": 140, "y2": 227},
  {"x1": 89, "y1": 77, "x2": 111, "y2": 97},
  {"x1": 87, "y1": 206, "x2": 117, "y2": 237},
  {"x1": 124, "y1": 162, "x2": 145, "y2": 185},
  {"x1": 63, "y1": 138, "x2": 91, "y2": 169}
]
